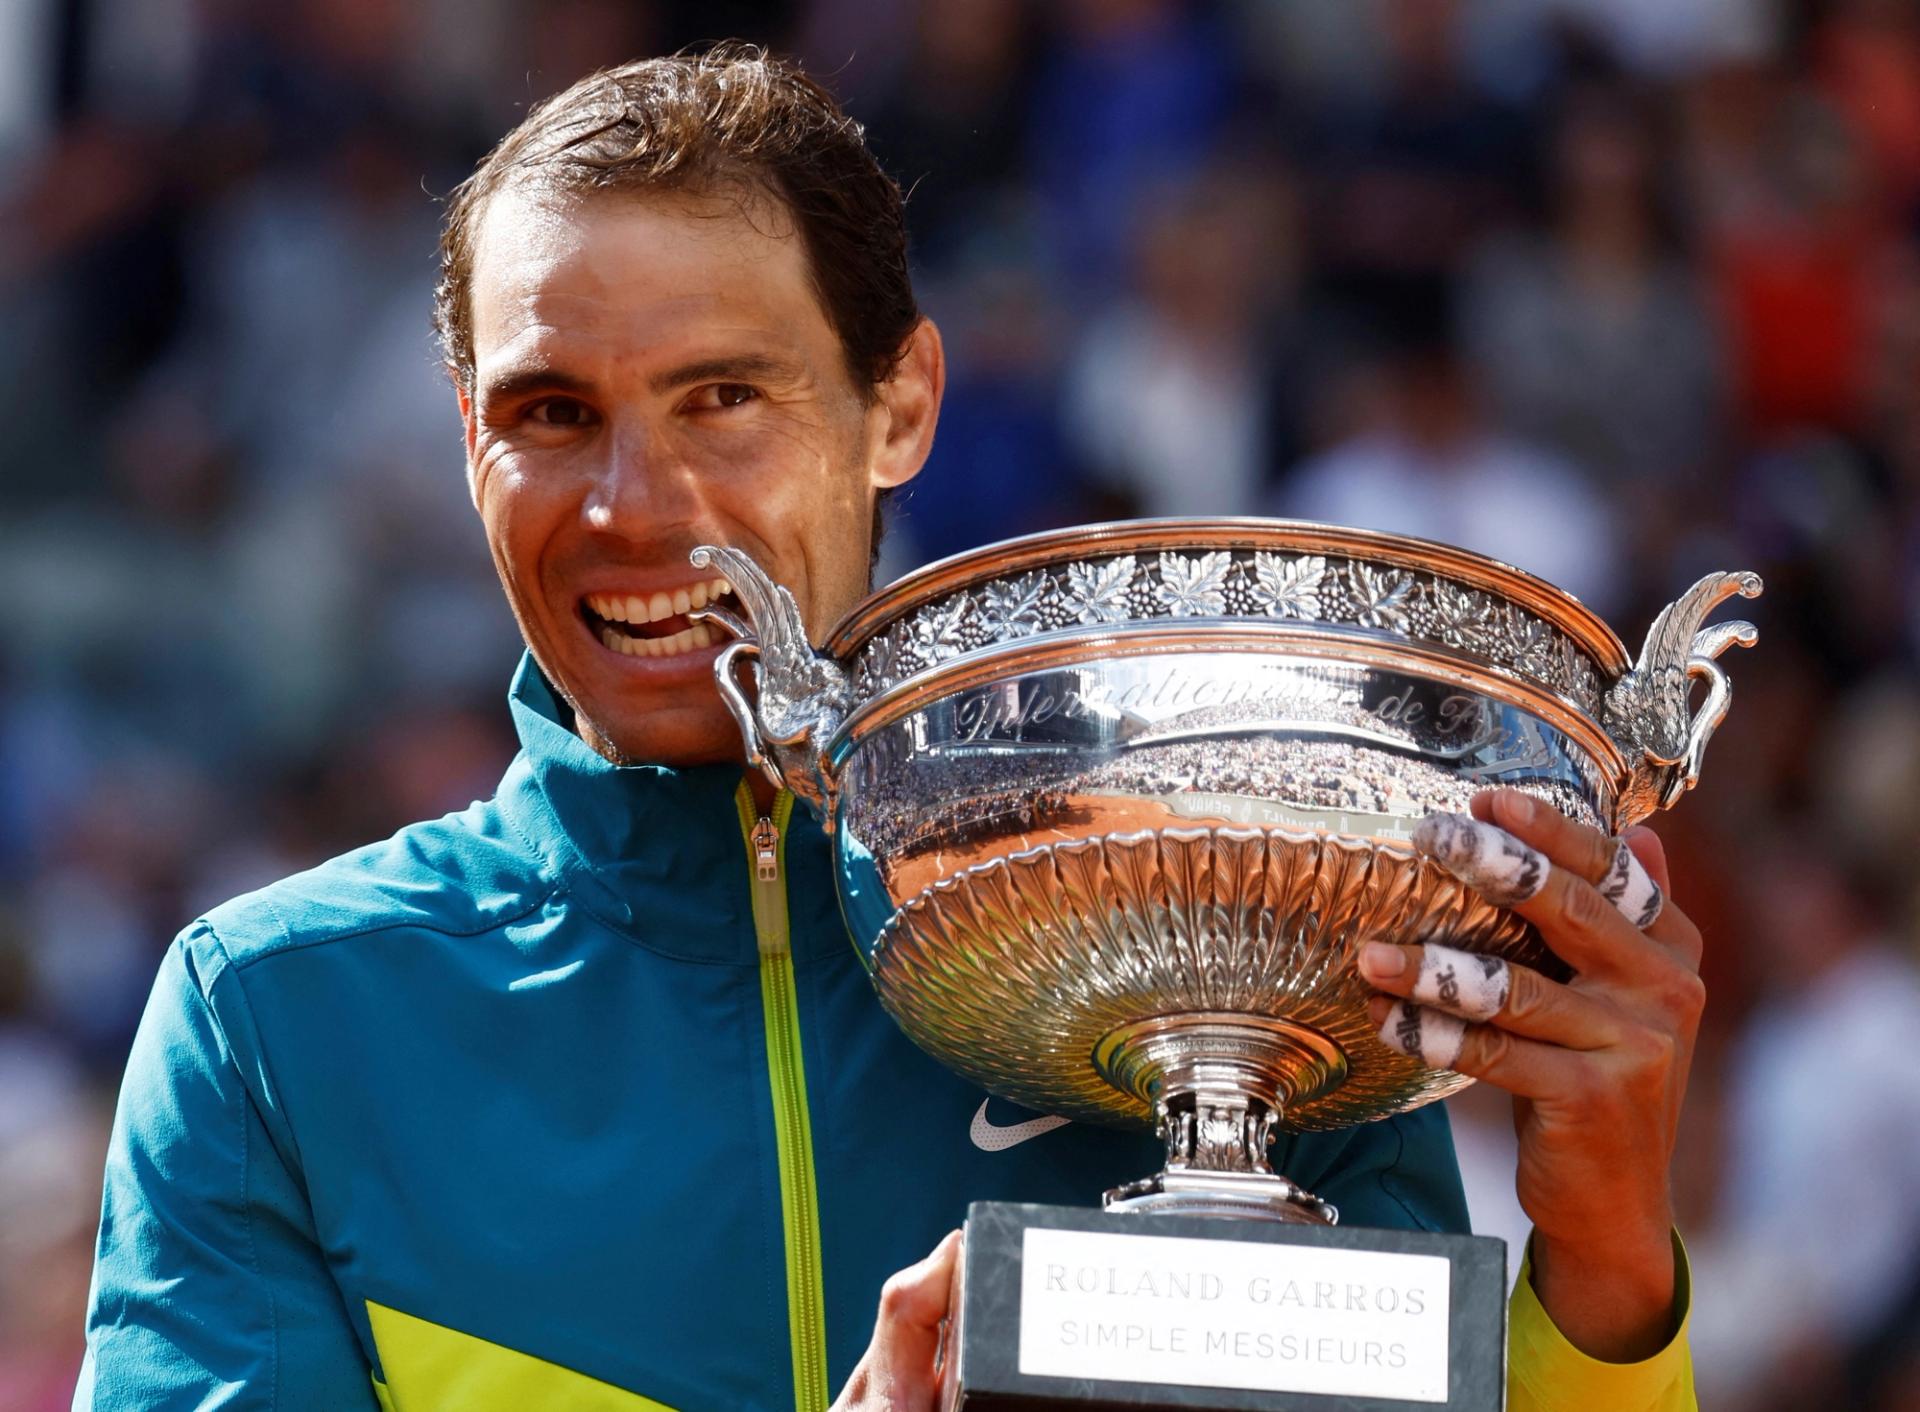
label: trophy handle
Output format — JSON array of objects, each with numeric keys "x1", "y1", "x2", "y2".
[
  {"x1": 689, "y1": 545, "x2": 849, "y2": 815},
  {"x1": 1603, "y1": 570, "x2": 1762, "y2": 829}
]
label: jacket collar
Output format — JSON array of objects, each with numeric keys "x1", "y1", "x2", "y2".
[{"x1": 494, "y1": 653, "x2": 845, "y2": 965}]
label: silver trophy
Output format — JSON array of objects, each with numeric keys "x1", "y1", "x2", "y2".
[{"x1": 691, "y1": 520, "x2": 1756, "y2": 1406}]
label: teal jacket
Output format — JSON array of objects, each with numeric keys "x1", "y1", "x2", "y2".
[{"x1": 77, "y1": 656, "x2": 1469, "y2": 1411}]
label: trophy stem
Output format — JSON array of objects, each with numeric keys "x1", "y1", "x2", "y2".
[
  {"x1": 1095, "y1": 1013, "x2": 1345, "y2": 1224},
  {"x1": 1160, "y1": 1075, "x2": 1280, "y2": 1176}
]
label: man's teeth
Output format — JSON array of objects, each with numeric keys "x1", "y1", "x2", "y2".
[
  {"x1": 597, "y1": 622, "x2": 718, "y2": 658},
  {"x1": 585, "y1": 578, "x2": 732, "y2": 626}
]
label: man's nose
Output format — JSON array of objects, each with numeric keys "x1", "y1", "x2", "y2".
[{"x1": 581, "y1": 427, "x2": 700, "y2": 532}]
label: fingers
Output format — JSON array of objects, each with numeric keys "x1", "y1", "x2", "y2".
[
  {"x1": 1470, "y1": 792, "x2": 1674, "y2": 920},
  {"x1": 1471, "y1": 790, "x2": 1702, "y2": 963},
  {"x1": 1621, "y1": 828, "x2": 1702, "y2": 967},
  {"x1": 1400, "y1": 939, "x2": 1509, "y2": 1020},
  {"x1": 837, "y1": 1231, "x2": 962, "y2": 1412},
  {"x1": 878, "y1": 1229, "x2": 961, "y2": 1335},
  {"x1": 1387, "y1": 793, "x2": 1706, "y2": 1115},
  {"x1": 1361, "y1": 941, "x2": 1625, "y2": 1052},
  {"x1": 1414, "y1": 810, "x2": 1549, "y2": 907},
  {"x1": 1419, "y1": 803, "x2": 1671, "y2": 976},
  {"x1": 1624, "y1": 825, "x2": 1670, "y2": 895},
  {"x1": 1361, "y1": 939, "x2": 1610, "y2": 1099},
  {"x1": 1372, "y1": 997, "x2": 1469, "y2": 1069},
  {"x1": 1593, "y1": 835, "x2": 1664, "y2": 930},
  {"x1": 1366, "y1": 994, "x2": 1577, "y2": 1099},
  {"x1": 1468, "y1": 790, "x2": 1614, "y2": 882}
]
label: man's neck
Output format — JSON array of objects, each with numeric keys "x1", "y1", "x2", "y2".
[{"x1": 567, "y1": 702, "x2": 779, "y2": 810}]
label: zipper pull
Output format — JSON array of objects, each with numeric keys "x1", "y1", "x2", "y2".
[{"x1": 751, "y1": 816, "x2": 780, "y2": 883}]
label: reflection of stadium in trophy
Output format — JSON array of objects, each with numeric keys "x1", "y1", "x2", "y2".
[{"x1": 841, "y1": 684, "x2": 1605, "y2": 877}]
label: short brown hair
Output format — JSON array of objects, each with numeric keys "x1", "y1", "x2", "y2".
[{"x1": 435, "y1": 44, "x2": 918, "y2": 397}]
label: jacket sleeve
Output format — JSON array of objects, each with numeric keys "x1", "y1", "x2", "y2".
[
  {"x1": 74, "y1": 927, "x2": 378, "y2": 1411},
  {"x1": 1304, "y1": 1107, "x2": 1695, "y2": 1409},
  {"x1": 1507, "y1": 1231, "x2": 1696, "y2": 1411}
]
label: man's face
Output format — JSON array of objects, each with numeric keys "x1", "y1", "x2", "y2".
[{"x1": 459, "y1": 185, "x2": 939, "y2": 765}]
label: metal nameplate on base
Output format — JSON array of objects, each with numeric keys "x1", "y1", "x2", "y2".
[{"x1": 942, "y1": 1203, "x2": 1506, "y2": 1412}]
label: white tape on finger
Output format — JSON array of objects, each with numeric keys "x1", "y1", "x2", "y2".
[
  {"x1": 1377, "y1": 1001, "x2": 1465, "y2": 1071},
  {"x1": 1596, "y1": 838, "x2": 1664, "y2": 930},
  {"x1": 1413, "y1": 813, "x2": 1548, "y2": 908},
  {"x1": 1411, "y1": 943, "x2": 1510, "y2": 1022}
]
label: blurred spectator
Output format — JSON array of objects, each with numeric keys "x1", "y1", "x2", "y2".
[
  {"x1": 1547, "y1": 0, "x2": 1776, "y2": 79},
  {"x1": 1694, "y1": 76, "x2": 1901, "y2": 441},
  {"x1": 1062, "y1": 160, "x2": 1301, "y2": 518},
  {"x1": 1810, "y1": 0, "x2": 1920, "y2": 221},
  {"x1": 1299, "y1": 0, "x2": 1532, "y2": 329},
  {"x1": 0, "y1": 1019, "x2": 102, "y2": 1411},
  {"x1": 1812, "y1": 671, "x2": 1920, "y2": 953},
  {"x1": 1731, "y1": 433, "x2": 1905, "y2": 682},
  {"x1": 862, "y1": 0, "x2": 1037, "y2": 272},
  {"x1": 1463, "y1": 84, "x2": 1721, "y2": 511},
  {"x1": 887, "y1": 221, "x2": 1091, "y2": 570},
  {"x1": 1270, "y1": 322, "x2": 1625, "y2": 612},
  {"x1": 1026, "y1": 0, "x2": 1237, "y2": 301},
  {"x1": 1690, "y1": 830, "x2": 1920, "y2": 1409}
]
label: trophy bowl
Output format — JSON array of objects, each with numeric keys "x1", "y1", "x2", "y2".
[{"x1": 692, "y1": 519, "x2": 1758, "y2": 1222}]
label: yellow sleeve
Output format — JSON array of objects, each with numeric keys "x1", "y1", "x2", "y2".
[{"x1": 1506, "y1": 1231, "x2": 1696, "y2": 1411}]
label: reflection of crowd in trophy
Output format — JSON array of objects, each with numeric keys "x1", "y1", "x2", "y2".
[
  {"x1": 845, "y1": 727, "x2": 1601, "y2": 864},
  {"x1": 1142, "y1": 695, "x2": 1411, "y2": 738},
  {"x1": 847, "y1": 750, "x2": 1085, "y2": 859},
  {"x1": 1084, "y1": 736, "x2": 1475, "y2": 817}
]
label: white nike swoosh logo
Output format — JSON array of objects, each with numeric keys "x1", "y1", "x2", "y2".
[{"x1": 969, "y1": 1099, "x2": 1070, "y2": 1152}]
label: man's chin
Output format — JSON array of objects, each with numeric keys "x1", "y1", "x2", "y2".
[
  {"x1": 527, "y1": 632, "x2": 751, "y2": 767},
  {"x1": 573, "y1": 701, "x2": 749, "y2": 770}
]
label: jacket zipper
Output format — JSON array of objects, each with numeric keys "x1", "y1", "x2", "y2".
[{"x1": 736, "y1": 783, "x2": 829, "y2": 1412}]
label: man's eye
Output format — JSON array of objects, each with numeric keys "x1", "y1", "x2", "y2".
[
  {"x1": 693, "y1": 383, "x2": 760, "y2": 410},
  {"x1": 530, "y1": 398, "x2": 593, "y2": 426}
]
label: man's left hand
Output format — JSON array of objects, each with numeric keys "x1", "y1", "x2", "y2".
[
  {"x1": 1358, "y1": 787, "x2": 1704, "y2": 1363},
  {"x1": 832, "y1": 1230, "x2": 960, "y2": 1412}
]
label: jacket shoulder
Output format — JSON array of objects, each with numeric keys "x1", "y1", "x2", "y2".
[{"x1": 198, "y1": 796, "x2": 556, "y2": 970}]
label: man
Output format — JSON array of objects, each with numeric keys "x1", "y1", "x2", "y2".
[{"x1": 77, "y1": 47, "x2": 1701, "y2": 1410}]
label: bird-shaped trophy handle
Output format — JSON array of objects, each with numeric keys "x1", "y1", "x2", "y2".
[
  {"x1": 689, "y1": 545, "x2": 849, "y2": 816},
  {"x1": 1603, "y1": 571, "x2": 1763, "y2": 829}
]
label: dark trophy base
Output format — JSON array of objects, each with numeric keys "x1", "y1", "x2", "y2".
[{"x1": 941, "y1": 1202, "x2": 1507, "y2": 1412}]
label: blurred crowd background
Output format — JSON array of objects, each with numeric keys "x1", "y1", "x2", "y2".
[{"x1": 4, "y1": 0, "x2": 1920, "y2": 1406}]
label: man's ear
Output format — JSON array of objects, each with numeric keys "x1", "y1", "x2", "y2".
[{"x1": 868, "y1": 318, "x2": 945, "y2": 493}]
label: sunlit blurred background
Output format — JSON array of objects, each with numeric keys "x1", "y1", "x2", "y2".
[{"x1": 4, "y1": 0, "x2": 1920, "y2": 1406}]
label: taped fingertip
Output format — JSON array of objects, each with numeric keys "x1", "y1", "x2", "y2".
[
  {"x1": 1411, "y1": 942, "x2": 1510, "y2": 1022},
  {"x1": 1414, "y1": 812, "x2": 1549, "y2": 907},
  {"x1": 1377, "y1": 1000, "x2": 1465, "y2": 1070},
  {"x1": 1410, "y1": 811, "x2": 1464, "y2": 856},
  {"x1": 1597, "y1": 837, "x2": 1665, "y2": 929}
]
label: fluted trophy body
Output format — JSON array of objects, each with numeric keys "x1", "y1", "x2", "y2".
[{"x1": 692, "y1": 521, "x2": 1758, "y2": 1224}]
